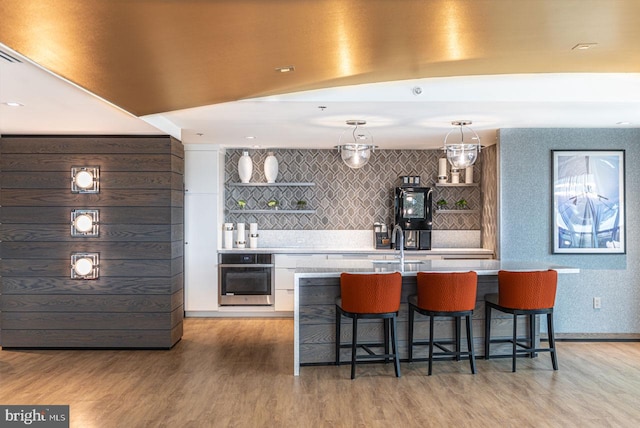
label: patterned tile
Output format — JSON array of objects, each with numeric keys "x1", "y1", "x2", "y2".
[{"x1": 224, "y1": 149, "x2": 489, "y2": 231}]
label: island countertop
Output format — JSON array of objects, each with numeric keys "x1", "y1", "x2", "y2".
[{"x1": 294, "y1": 259, "x2": 580, "y2": 277}]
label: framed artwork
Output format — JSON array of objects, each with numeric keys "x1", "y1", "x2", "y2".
[{"x1": 552, "y1": 150, "x2": 625, "y2": 254}]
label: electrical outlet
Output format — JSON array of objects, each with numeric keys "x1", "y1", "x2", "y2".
[{"x1": 593, "y1": 297, "x2": 602, "y2": 309}]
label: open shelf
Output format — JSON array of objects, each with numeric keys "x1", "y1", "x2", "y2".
[
  {"x1": 436, "y1": 209, "x2": 480, "y2": 214},
  {"x1": 434, "y1": 183, "x2": 479, "y2": 187},
  {"x1": 228, "y1": 182, "x2": 315, "y2": 187},
  {"x1": 228, "y1": 209, "x2": 316, "y2": 214}
]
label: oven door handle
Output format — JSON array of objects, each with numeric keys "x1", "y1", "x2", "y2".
[{"x1": 219, "y1": 264, "x2": 275, "y2": 268}]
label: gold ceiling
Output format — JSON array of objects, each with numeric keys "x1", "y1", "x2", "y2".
[{"x1": 1, "y1": 0, "x2": 639, "y2": 116}]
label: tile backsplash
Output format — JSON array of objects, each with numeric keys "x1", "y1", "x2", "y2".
[{"x1": 224, "y1": 149, "x2": 486, "y2": 230}]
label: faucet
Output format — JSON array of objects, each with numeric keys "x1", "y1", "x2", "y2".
[{"x1": 391, "y1": 224, "x2": 404, "y2": 265}]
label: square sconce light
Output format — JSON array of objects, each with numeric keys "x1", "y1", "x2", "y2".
[
  {"x1": 70, "y1": 209, "x2": 100, "y2": 237},
  {"x1": 70, "y1": 252, "x2": 100, "y2": 280},
  {"x1": 71, "y1": 166, "x2": 100, "y2": 193}
]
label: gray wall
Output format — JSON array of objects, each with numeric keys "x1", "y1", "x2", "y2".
[{"x1": 499, "y1": 128, "x2": 640, "y2": 334}]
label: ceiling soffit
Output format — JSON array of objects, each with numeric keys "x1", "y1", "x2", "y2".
[{"x1": 1, "y1": 0, "x2": 639, "y2": 117}]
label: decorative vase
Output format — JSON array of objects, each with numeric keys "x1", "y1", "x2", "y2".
[
  {"x1": 264, "y1": 152, "x2": 278, "y2": 183},
  {"x1": 238, "y1": 151, "x2": 253, "y2": 183}
]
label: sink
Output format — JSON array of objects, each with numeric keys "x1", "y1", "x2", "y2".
[{"x1": 371, "y1": 259, "x2": 424, "y2": 264}]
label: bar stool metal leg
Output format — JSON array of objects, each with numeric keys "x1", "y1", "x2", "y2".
[
  {"x1": 512, "y1": 313, "x2": 518, "y2": 372},
  {"x1": 548, "y1": 312, "x2": 558, "y2": 370},
  {"x1": 466, "y1": 315, "x2": 477, "y2": 374},
  {"x1": 428, "y1": 314, "x2": 435, "y2": 376},
  {"x1": 351, "y1": 316, "x2": 358, "y2": 380},
  {"x1": 392, "y1": 315, "x2": 401, "y2": 377},
  {"x1": 408, "y1": 306, "x2": 415, "y2": 362},
  {"x1": 335, "y1": 308, "x2": 341, "y2": 365},
  {"x1": 484, "y1": 304, "x2": 491, "y2": 360}
]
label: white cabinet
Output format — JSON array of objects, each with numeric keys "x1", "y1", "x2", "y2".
[
  {"x1": 184, "y1": 194, "x2": 218, "y2": 311},
  {"x1": 184, "y1": 148, "x2": 219, "y2": 193},
  {"x1": 274, "y1": 254, "x2": 327, "y2": 312},
  {"x1": 184, "y1": 145, "x2": 220, "y2": 314}
]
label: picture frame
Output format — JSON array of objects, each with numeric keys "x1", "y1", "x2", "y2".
[{"x1": 552, "y1": 150, "x2": 625, "y2": 254}]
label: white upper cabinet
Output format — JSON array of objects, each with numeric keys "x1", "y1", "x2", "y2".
[{"x1": 184, "y1": 147, "x2": 219, "y2": 193}]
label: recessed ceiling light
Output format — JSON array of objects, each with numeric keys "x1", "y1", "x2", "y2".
[
  {"x1": 572, "y1": 43, "x2": 597, "y2": 50},
  {"x1": 4, "y1": 101, "x2": 23, "y2": 107},
  {"x1": 616, "y1": 121, "x2": 632, "y2": 125},
  {"x1": 245, "y1": 136, "x2": 256, "y2": 140},
  {"x1": 275, "y1": 66, "x2": 295, "y2": 73}
]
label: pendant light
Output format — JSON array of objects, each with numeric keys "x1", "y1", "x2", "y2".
[
  {"x1": 336, "y1": 120, "x2": 377, "y2": 169},
  {"x1": 443, "y1": 120, "x2": 481, "y2": 169}
]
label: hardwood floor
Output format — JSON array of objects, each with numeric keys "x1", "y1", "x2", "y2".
[{"x1": 2, "y1": 318, "x2": 640, "y2": 427}]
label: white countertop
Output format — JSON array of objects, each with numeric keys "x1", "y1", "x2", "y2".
[
  {"x1": 218, "y1": 247, "x2": 494, "y2": 255},
  {"x1": 294, "y1": 259, "x2": 579, "y2": 276}
]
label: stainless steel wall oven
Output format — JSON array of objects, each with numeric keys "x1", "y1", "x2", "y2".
[{"x1": 218, "y1": 253, "x2": 275, "y2": 306}]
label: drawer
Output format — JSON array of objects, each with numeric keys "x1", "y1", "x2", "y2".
[{"x1": 275, "y1": 289, "x2": 294, "y2": 312}]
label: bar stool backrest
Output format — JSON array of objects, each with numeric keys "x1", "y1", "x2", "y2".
[
  {"x1": 416, "y1": 271, "x2": 478, "y2": 312},
  {"x1": 497, "y1": 270, "x2": 558, "y2": 310},
  {"x1": 340, "y1": 272, "x2": 402, "y2": 314}
]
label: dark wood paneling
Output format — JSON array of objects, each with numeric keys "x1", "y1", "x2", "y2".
[
  {"x1": 0, "y1": 135, "x2": 184, "y2": 349},
  {"x1": 0, "y1": 329, "x2": 176, "y2": 348},
  {"x1": 0, "y1": 189, "x2": 172, "y2": 206},
  {"x1": 1, "y1": 258, "x2": 183, "y2": 277},
  {"x1": 0, "y1": 224, "x2": 174, "y2": 242},
  {"x1": 2, "y1": 294, "x2": 172, "y2": 312},
  {"x1": 1, "y1": 171, "x2": 179, "y2": 189},
  {"x1": 1, "y1": 311, "x2": 176, "y2": 330},
  {"x1": 1, "y1": 276, "x2": 180, "y2": 295},
  {"x1": 0, "y1": 136, "x2": 173, "y2": 154},
  {"x1": 171, "y1": 137, "x2": 184, "y2": 159},
  {"x1": 1, "y1": 206, "x2": 178, "y2": 224},
  {"x1": 1, "y1": 154, "x2": 174, "y2": 172},
  {"x1": 0, "y1": 242, "x2": 179, "y2": 260}
]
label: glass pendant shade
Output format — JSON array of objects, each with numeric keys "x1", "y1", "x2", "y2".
[
  {"x1": 443, "y1": 121, "x2": 481, "y2": 169},
  {"x1": 336, "y1": 120, "x2": 377, "y2": 169},
  {"x1": 446, "y1": 144, "x2": 479, "y2": 169},
  {"x1": 339, "y1": 144, "x2": 372, "y2": 169}
]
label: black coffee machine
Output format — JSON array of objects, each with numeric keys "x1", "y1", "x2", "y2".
[{"x1": 393, "y1": 186, "x2": 433, "y2": 250}]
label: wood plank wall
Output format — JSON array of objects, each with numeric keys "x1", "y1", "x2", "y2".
[{"x1": 0, "y1": 135, "x2": 184, "y2": 348}]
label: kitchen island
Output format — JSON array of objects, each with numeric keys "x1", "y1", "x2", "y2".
[{"x1": 293, "y1": 259, "x2": 578, "y2": 375}]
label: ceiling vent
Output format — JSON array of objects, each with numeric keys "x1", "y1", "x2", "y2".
[{"x1": 0, "y1": 50, "x2": 22, "y2": 63}]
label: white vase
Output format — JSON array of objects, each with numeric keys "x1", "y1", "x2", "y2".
[
  {"x1": 264, "y1": 152, "x2": 278, "y2": 183},
  {"x1": 238, "y1": 151, "x2": 253, "y2": 183}
]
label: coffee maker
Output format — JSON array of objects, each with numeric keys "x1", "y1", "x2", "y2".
[{"x1": 393, "y1": 186, "x2": 433, "y2": 250}]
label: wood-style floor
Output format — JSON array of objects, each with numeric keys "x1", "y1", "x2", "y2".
[{"x1": 1, "y1": 318, "x2": 640, "y2": 427}]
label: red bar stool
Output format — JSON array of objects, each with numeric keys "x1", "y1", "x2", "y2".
[
  {"x1": 484, "y1": 269, "x2": 558, "y2": 372},
  {"x1": 408, "y1": 271, "x2": 478, "y2": 375},
  {"x1": 335, "y1": 272, "x2": 402, "y2": 379}
]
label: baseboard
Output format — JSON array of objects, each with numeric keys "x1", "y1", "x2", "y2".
[{"x1": 543, "y1": 333, "x2": 640, "y2": 342}]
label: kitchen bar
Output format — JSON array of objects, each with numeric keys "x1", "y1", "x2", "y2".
[{"x1": 293, "y1": 259, "x2": 578, "y2": 376}]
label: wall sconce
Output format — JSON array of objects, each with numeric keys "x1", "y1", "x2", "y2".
[
  {"x1": 443, "y1": 120, "x2": 481, "y2": 169},
  {"x1": 71, "y1": 166, "x2": 100, "y2": 193},
  {"x1": 70, "y1": 253, "x2": 100, "y2": 280},
  {"x1": 335, "y1": 120, "x2": 378, "y2": 169},
  {"x1": 71, "y1": 209, "x2": 100, "y2": 237}
]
